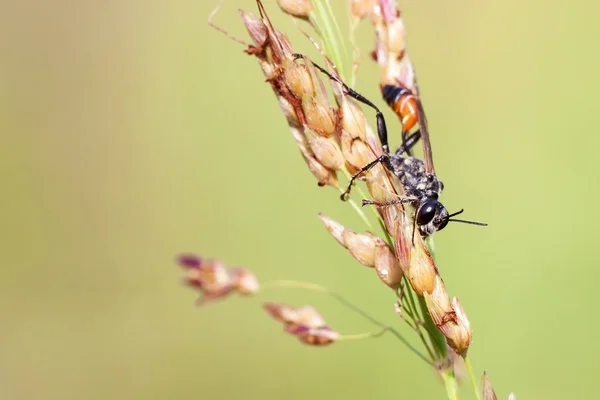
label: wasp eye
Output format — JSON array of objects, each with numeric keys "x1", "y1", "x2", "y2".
[{"x1": 417, "y1": 200, "x2": 438, "y2": 225}]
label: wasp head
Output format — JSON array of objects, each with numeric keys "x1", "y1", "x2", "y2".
[{"x1": 416, "y1": 199, "x2": 450, "y2": 237}]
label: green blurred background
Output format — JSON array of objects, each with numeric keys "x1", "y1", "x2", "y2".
[{"x1": 1, "y1": 0, "x2": 599, "y2": 399}]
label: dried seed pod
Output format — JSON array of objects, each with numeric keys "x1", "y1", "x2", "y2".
[
  {"x1": 374, "y1": 240, "x2": 403, "y2": 289},
  {"x1": 277, "y1": 96, "x2": 301, "y2": 126},
  {"x1": 264, "y1": 302, "x2": 300, "y2": 324},
  {"x1": 350, "y1": 0, "x2": 377, "y2": 21},
  {"x1": 301, "y1": 152, "x2": 338, "y2": 187},
  {"x1": 231, "y1": 268, "x2": 260, "y2": 295},
  {"x1": 449, "y1": 297, "x2": 472, "y2": 356},
  {"x1": 264, "y1": 303, "x2": 340, "y2": 346},
  {"x1": 293, "y1": 305, "x2": 327, "y2": 328},
  {"x1": 302, "y1": 96, "x2": 337, "y2": 137},
  {"x1": 239, "y1": 10, "x2": 267, "y2": 47},
  {"x1": 319, "y1": 214, "x2": 401, "y2": 287},
  {"x1": 276, "y1": 0, "x2": 313, "y2": 18},
  {"x1": 394, "y1": 212, "x2": 437, "y2": 296},
  {"x1": 318, "y1": 213, "x2": 346, "y2": 246},
  {"x1": 482, "y1": 372, "x2": 498, "y2": 400},
  {"x1": 424, "y1": 277, "x2": 472, "y2": 356},
  {"x1": 304, "y1": 128, "x2": 344, "y2": 170},
  {"x1": 339, "y1": 128, "x2": 372, "y2": 171},
  {"x1": 283, "y1": 58, "x2": 315, "y2": 98},
  {"x1": 286, "y1": 324, "x2": 339, "y2": 346},
  {"x1": 387, "y1": 18, "x2": 407, "y2": 56},
  {"x1": 341, "y1": 98, "x2": 367, "y2": 141},
  {"x1": 291, "y1": 126, "x2": 338, "y2": 187},
  {"x1": 342, "y1": 230, "x2": 378, "y2": 267}
]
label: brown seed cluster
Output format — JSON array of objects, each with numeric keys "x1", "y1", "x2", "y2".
[
  {"x1": 240, "y1": 6, "x2": 344, "y2": 187},
  {"x1": 264, "y1": 302, "x2": 339, "y2": 346},
  {"x1": 178, "y1": 254, "x2": 259, "y2": 305}
]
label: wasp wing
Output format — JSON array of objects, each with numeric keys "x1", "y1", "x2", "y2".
[{"x1": 415, "y1": 98, "x2": 435, "y2": 174}]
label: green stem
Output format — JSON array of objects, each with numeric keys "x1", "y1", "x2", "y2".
[
  {"x1": 464, "y1": 356, "x2": 481, "y2": 400},
  {"x1": 337, "y1": 327, "x2": 388, "y2": 341},
  {"x1": 329, "y1": 291, "x2": 433, "y2": 366},
  {"x1": 261, "y1": 280, "x2": 434, "y2": 366},
  {"x1": 440, "y1": 368, "x2": 459, "y2": 400},
  {"x1": 396, "y1": 285, "x2": 436, "y2": 361},
  {"x1": 310, "y1": 0, "x2": 348, "y2": 80}
]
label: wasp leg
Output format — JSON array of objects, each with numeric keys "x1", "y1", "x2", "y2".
[
  {"x1": 340, "y1": 154, "x2": 394, "y2": 201},
  {"x1": 362, "y1": 198, "x2": 417, "y2": 207},
  {"x1": 293, "y1": 53, "x2": 391, "y2": 154},
  {"x1": 400, "y1": 130, "x2": 421, "y2": 156},
  {"x1": 402, "y1": 130, "x2": 411, "y2": 156}
]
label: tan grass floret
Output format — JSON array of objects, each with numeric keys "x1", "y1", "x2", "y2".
[
  {"x1": 319, "y1": 213, "x2": 403, "y2": 289},
  {"x1": 276, "y1": 0, "x2": 313, "y2": 19}
]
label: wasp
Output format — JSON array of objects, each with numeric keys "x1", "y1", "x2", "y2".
[{"x1": 293, "y1": 55, "x2": 486, "y2": 237}]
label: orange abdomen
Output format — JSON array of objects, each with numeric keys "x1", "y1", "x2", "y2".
[
  {"x1": 381, "y1": 84, "x2": 418, "y2": 133},
  {"x1": 395, "y1": 95, "x2": 418, "y2": 133}
]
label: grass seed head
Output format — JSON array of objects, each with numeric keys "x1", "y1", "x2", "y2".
[
  {"x1": 264, "y1": 303, "x2": 339, "y2": 346},
  {"x1": 239, "y1": 5, "x2": 343, "y2": 188},
  {"x1": 276, "y1": 0, "x2": 313, "y2": 19},
  {"x1": 424, "y1": 277, "x2": 472, "y2": 356},
  {"x1": 177, "y1": 254, "x2": 259, "y2": 305}
]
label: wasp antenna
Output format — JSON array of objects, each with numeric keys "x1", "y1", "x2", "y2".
[
  {"x1": 447, "y1": 209, "x2": 464, "y2": 218},
  {"x1": 447, "y1": 219, "x2": 488, "y2": 227},
  {"x1": 208, "y1": 0, "x2": 250, "y2": 47}
]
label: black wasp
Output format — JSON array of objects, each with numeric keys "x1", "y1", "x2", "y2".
[{"x1": 293, "y1": 54, "x2": 487, "y2": 238}]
